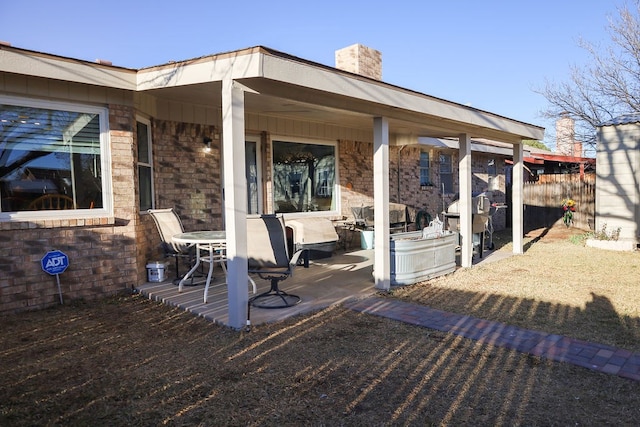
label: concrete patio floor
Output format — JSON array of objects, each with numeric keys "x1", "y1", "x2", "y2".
[{"x1": 136, "y1": 243, "x2": 508, "y2": 328}]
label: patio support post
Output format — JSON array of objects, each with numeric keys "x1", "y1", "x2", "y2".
[
  {"x1": 373, "y1": 117, "x2": 391, "y2": 290},
  {"x1": 512, "y1": 141, "x2": 524, "y2": 254},
  {"x1": 222, "y1": 78, "x2": 249, "y2": 329},
  {"x1": 459, "y1": 133, "x2": 473, "y2": 267}
]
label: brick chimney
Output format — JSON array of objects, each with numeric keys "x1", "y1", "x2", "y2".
[
  {"x1": 335, "y1": 44, "x2": 382, "y2": 80},
  {"x1": 556, "y1": 112, "x2": 582, "y2": 156}
]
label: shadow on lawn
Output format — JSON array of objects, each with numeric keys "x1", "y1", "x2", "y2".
[
  {"x1": 395, "y1": 284, "x2": 640, "y2": 353},
  {"x1": 0, "y1": 295, "x2": 638, "y2": 425}
]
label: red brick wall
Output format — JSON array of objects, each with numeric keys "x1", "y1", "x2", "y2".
[
  {"x1": 150, "y1": 120, "x2": 223, "y2": 231},
  {"x1": 337, "y1": 141, "x2": 507, "y2": 230},
  {"x1": 339, "y1": 140, "x2": 374, "y2": 217},
  {"x1": 0, "y1": 105, "x2": 140, "y2": 314}
]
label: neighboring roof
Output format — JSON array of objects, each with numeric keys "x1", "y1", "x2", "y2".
[
  {"x1": 1, "y1": 44, "x2": 545, "y2": 143},
  {"x1": 523, "y1": 146, "x2": 596, "y2": 165},
  {"x1": 599, "y1": 113, "x2": 640, "y2": 127}
]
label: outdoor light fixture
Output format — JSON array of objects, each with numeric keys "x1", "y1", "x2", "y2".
[{"x1": 203, "y1": 137, "x2": 212, "y2": 153}]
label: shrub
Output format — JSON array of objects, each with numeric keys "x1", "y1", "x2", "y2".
[{"x1": 590, "y1": 223, "x2": 621, "y2": 241}]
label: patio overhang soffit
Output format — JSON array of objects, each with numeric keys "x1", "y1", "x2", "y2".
[{"x1": 136, "y1": 46, "x2": 544, "y2": 144}]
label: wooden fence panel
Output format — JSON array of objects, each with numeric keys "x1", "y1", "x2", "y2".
[{"x1": 523, "y1": 174, "x2": 595, "y2": 231}]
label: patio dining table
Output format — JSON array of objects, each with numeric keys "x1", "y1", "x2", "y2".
[{"x1": 172, "y1": 230, "x2": 226, "y2": 303}]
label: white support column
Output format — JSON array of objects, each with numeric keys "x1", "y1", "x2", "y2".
[
  {"x1": 373, "y1": 117, "x2": 390, "y2": 290},
  {"x1": 512, "y1": 141, "x2": 524, "y2": 254},
  {"x1": 222, "y1": 78, "x2": 249, "y2": 329},
  {"x1": 459, "y1": 133, "x2": 473, "y2": 267}
]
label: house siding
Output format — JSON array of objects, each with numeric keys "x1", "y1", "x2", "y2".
[{"x1": 596, "y1": 122, "x2": 640, "y2": 241}]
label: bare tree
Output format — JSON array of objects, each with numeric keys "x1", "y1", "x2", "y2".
[{"x1": 536, "y1": 1, "x2": 640, "y2": 155}]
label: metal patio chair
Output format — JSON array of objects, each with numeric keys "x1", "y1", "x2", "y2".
[
  {"x1": 148, "y1": 208, "x2": 201, "y2": 284},
  {"x1": 247, "y1": 214, "x2": 309, "y2": 309}
]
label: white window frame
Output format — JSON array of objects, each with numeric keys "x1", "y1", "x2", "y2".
[
  {"x1": 270, "y1": 135, "x2": 340, "y2": 218},
  {"x1": 439, "y1": 152, "x2": 454, "y2": 194},
  {"x1": 0, "y1": 95, "x2": 113, "y2": 222},
  {"x1": 136, "y1": 116, "x2": 154, "y2": 212}
]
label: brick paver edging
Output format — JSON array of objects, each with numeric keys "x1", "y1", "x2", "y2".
[{"x1": 344, "y1": 297, "x2": 640, "y2": 382}]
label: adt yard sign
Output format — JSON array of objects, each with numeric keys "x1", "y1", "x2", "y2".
[{"x1": 41, "y1": 250, "x2": 69, "y2": 275}]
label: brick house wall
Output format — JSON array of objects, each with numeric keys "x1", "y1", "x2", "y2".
[
  {"x1": 338, "y1": 141, "x2": 507, "y2": 230},
  {"x1": 339, "y1": 140, "x2": 374, "y2": 217},
  {"x1": 0, "y1": 105, "x2": 141, "y2": 314},
  {"x1": 150, "y1": 120, "x2": 223, "y2": 230},
  {"x1": 0, "y1": 94, "x2": 510, "y2": 315}
]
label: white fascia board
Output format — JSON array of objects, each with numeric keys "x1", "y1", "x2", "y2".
[
  {"x1": 260, "y1": 54, "x2": 544, "y2": 141},
  {"x1": 0, "y1": 48, "x2": 136, "y2": 90},
  {"x1": 418, "y1": 137, "x2": 531, "y2": 157},
  {"x1": 136, "y1": 51, "x2": 263, "y2": 90}
]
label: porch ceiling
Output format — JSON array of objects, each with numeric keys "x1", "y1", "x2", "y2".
[
  {"x1": 138, "y1": 46, "x2": 544, "y2": 144},
  {"x1": 143, "y1": 78, "x2": 542, "y2": 144}
]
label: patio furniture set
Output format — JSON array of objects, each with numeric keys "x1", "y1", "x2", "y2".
[{"x1": 148, "y1": 209, "x2": 310, "y2": 309}]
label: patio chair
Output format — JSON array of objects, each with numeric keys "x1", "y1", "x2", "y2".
[
  {"x1": 147, "y1": 208, "x2": 200, "y2": 284},
  {"x1": 27, "y1": 194, "x2": 75, "y2": 210},
  {"x1": 247, "y1": 214, "x2": 309, "y2": 309}
]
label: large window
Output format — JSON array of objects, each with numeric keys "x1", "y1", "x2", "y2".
[
  {"x1": 439, "y1": 153, "x2": 453, "y2": 193},
  {"x1": 137, "y1": 118, "x2": 154, "y2": 211},
  {"x1": 0, "y1": 97, "x2": 110, "y2": 217},
  {"x1": 272, "y1": 140, "x2": 336, "y2": 213}
]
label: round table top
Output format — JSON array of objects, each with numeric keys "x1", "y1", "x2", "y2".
[{"x1": 172, "y1": 230, "x2": 226, "y2": 244}]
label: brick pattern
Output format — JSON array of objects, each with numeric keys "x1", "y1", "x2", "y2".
[
  {"x1": 150, "y1": 120, "x2": 222, "y2": 231},
  {"x1": 339, "y1": 141, "x2": 507, "y2": 230},
  {"x1": 346, "y1": 297, "x2": 640, "y2": 382},
  {"x1": 339, "y1": 140, "x2": 374, "y2": 216},
  {"x1": 335, "y1": 44, "x2": 382, "y2": 80},
  {"x1": 0, "y1": 105, "x2": 140, "y2": 314}
]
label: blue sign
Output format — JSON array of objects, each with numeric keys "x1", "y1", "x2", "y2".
[{"x1": 41, "y1": 250, "x2": 69, "y2": 275}]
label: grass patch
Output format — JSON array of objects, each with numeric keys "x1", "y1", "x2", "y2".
[{"x1": 0, "y1": 225, "x2": 638, "y2": 425}]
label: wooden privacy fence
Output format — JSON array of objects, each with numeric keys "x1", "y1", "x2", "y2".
[{"x1": 522, "y1": 174, "x2": 595, "y2": 231}]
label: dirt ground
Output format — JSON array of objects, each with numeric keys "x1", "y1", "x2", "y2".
[{"x1": 1, "y1": 224, "x2": 639, "y2": 426}]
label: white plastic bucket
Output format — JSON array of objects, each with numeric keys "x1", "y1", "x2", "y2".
[
  {"x1": 361, "y1": 230, "x2": 374, "y2": 249},
  {"x1": 146, "y1": 261, "x2": 167, "y2": 282}
]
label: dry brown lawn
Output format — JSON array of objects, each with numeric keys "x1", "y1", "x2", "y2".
[
  {"x1": 1, "y1": 225, "x2": 639, "y2": 426},
  {"x1": 391, "y1": 225, "x2": 640, "y2": 353}
]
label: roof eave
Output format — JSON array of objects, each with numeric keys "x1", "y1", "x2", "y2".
[{"x1": 0, "y1": 44, "x2": 136, "y2": 90}]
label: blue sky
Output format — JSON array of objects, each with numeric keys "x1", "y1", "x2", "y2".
[{"x1": 1, "y1": 1, "x2": 624, "y2": 147}]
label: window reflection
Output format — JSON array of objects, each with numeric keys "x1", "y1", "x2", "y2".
[
  {"x1": 0, "y1": 104, "x2": 103, "y2": 212},
  {"x1": 272, "y1": 140, "x2": 335, "y2": 213}
]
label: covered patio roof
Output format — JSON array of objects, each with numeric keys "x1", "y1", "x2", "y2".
[
  {"x1": 1, "y1": 44, "x2": 545, "y2": 329},
  {"x1": 0, "y1": 44, "x2": 544, "y2": 142},
  {"x1": 135, "y1": 46, "x2": 543, "y2": 143}
]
